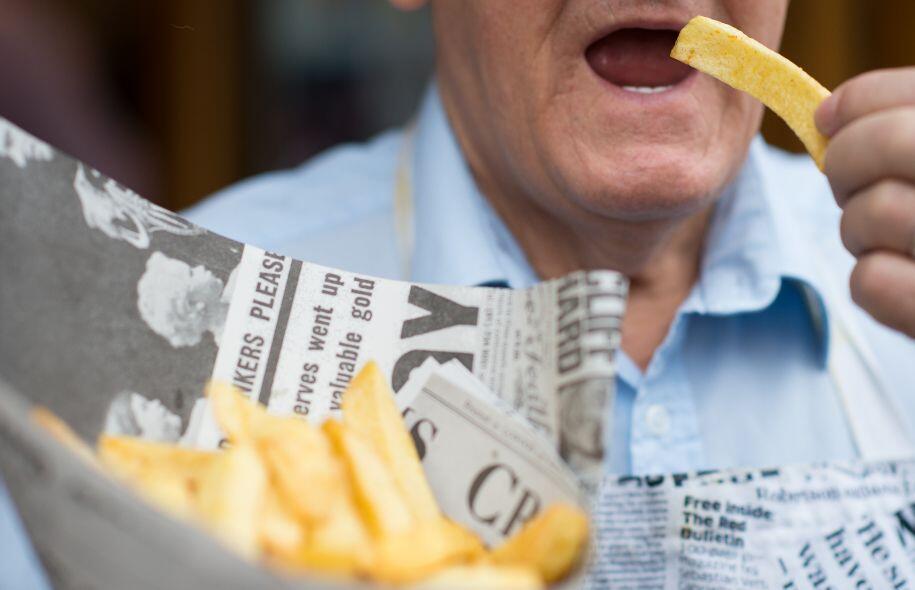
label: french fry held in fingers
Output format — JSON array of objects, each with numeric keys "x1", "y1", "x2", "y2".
[
  {"x1": 671, "y1": 15, "x2": 831, "y2": 170},
  {"x1": 33, "y1": 362, "x2": 589, "y2": 587}
]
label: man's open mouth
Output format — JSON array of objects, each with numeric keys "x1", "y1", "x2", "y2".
[{"x1": 585, "y1": 28, "x2": 694, "y2": 93}]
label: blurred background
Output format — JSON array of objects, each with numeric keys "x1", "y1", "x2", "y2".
[{"x1": 0, "y1": 0, "x2": 912, "y2": 212}]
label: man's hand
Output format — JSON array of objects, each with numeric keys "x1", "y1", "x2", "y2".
[{"x1": 816, "y1": 68, "x2": 915, "y2": 339}]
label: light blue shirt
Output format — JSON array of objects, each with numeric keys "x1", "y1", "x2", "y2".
[
  {"x1": 186, "y1": 84, "x2": 915, "y2": 476},
  {"x1": 0, "y1": 475, "x2": 51, "y2": 590}
]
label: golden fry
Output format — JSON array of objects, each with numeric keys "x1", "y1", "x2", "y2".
[
  {"x1": 298, "y1": 492, "x2": 375, "y2": 576},
  {"x1": 491, "y1": 503, "x2": 589, "y2": 584},
  {"x1": 254, "y1": 417, "x2": 341, "y2": 524},
  {"x1": 259, "y1": 489, "x2": 307, "y2": 566},
  {"x1": 98, "y1": 435, "x2": 216, "y2": 479},
  {"x1": 322, "y1": 419, "x2": 415, "y2": 538},
  {"x1": 342, "y1": 361, "x2": 441, "y2": 523},
  {"x1": 208, "y1": 382, "x2": 340, "y2": 523},
  {"x1": 195, "y1": 443, "x2": 268, "y2": 560},
  {"x1": 206, "y1": 381, "x2": 258, "y2": 442},
  {"x1": 122, "y1": 468, "x2": 199, "y2": 520},
  {"x1": 97, "y1": 435, "x2": 217, "y2": 519},
  {"x1": 671, "y1": 15, "x2": 831, "y2": 169},
  {"x1": 371, "y1": 518, "x2": 487, "y2": 584},
  {"x1": 439, "y1": 518, "x2": 487, "y2": 563},
  {"x1": 41, "y1": 364, "x2": 590, "y2": 585}
]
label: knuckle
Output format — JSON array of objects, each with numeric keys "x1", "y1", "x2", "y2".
[
  {"x1": 835, "y1": 70, "x2": 888, "y2": 119},
  {"x1": 823, "y1": 132, "x2": 854, "y2": 199},
  {"x1": 882, "y1": 111, "x2": 915, "y2": 158},
  {"x1": 855, "y1": 69, "x2": 892, "y2": 88},
  {"x1": 838, "y1": 211, "x2": 858, "y2": 254},
  {"x1": 834, "y1": 78, "x2": 862, "y2": 120},
  {"x1": 867, "y1": 180, "x2": 905, "y2": 221},
  {"x1": 849, "y1": 255, "x2": 889, "y2": 307},
  {"x1": 823, "y1": 143, "x2": 842, "y2": 183}
]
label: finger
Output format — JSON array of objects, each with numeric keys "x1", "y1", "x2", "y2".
[
  {"x1": 850, "y1": 251, "x2": 915, "y2": 339},
  {"x1": 816, "y1": 68, "x2": 915, "y2": 137},
  {"x1": 840, "y1": 180, "x2": 915, "y2": 256},
  {"x1": 824, "y1": 107, "x2": 915, "y2": 205}
]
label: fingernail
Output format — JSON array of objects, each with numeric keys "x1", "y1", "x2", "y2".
[{"x1": 815, "y1": 91, "x2": 840, "y2": 137}]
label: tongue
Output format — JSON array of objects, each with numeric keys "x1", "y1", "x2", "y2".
[{"x1": 586, "y1": 29, "x2": 693, "y2": 87}]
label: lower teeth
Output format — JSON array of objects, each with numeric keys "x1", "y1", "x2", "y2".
[{"x1": 621, "y1": 85, "x2": 674, "y2": 94}]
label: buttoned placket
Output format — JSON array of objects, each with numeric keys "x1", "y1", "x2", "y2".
[{"x1": 626, "y1": 313, "x2": 706, "y2": 475}]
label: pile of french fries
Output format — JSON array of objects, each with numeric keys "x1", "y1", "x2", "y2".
[{"x1": 32, "y1": 362, "x2": 588, "y2": 589}]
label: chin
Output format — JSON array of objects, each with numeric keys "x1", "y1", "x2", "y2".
[{"x1": 563, "y1": 139, "x2": 748, "y2": 222}]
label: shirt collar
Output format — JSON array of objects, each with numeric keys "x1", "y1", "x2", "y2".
[
  {"x1": 683, "y1": 137, "x2": 831, "y2": 365},
  {"x1": 409, "y1": 83, "x2": 538, "y2": 288},
  {"x1": 409, "y1": 85, "x2": 831, "y2": 362}
]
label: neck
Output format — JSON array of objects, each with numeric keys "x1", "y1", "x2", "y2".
[{"x1": 474, "y1": 171, "x2": 713, "y2": 371}]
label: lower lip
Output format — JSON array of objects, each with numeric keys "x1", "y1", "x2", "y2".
[{"x1": 592, "y1": 68, "x2": 698, "y2": 103}]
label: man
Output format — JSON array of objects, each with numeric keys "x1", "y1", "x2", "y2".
[{"x1": 187, "y1": 1, "x2": 915, "y2": 475}]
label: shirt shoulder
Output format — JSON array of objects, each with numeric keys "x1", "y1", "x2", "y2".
[
  {"x1": 761, "y1": 144, "x2": 840, "y2": 237},
  {"x1": 761, "y1": 143, "x2": 915, "y2": 422},
  {"x1": 759, "y1": 143, "x2": 853, "y2": 279},
  {"x1": 183, "y1": 130, "x2": 403, "y2": 278}
]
